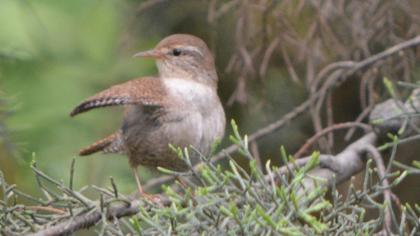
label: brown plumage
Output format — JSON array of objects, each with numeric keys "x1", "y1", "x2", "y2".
[
  {"x1": 70, "y1": 77, "x2": 166, "y2": 117},
  {"x1": 70, "y1": 34, "x2": 226, "y2": 198},
  {"x1": 79, "y1": 131, "x2": 122, "y2": 155}
]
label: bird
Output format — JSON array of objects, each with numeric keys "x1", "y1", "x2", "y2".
[{"x1": 70, "y1": 34, "x2": 226, "y2": 199}]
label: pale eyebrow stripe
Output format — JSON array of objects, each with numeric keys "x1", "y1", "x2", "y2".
[{"x1": 174, "y1": 45, "x2": 203, "y2": 56}]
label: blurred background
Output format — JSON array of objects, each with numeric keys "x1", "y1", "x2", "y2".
[{"x1": 1, "y1": 0, "x2": 420, "y2": 205}]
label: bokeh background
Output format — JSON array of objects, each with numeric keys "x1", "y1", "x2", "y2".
[
  {"x1": 0, "y1": 0, "x2": 251, "y2": 195},
  {"x1": 1, "y1": 0, "x2": 420, "y2": 206}
]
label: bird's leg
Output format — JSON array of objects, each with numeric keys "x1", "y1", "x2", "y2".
[
  {"x1": 132, "y1": 167, "x2": 161, "y2": 203},
  {"x1": 132, "y1": 167, "x2": 144, "y2": 197}
]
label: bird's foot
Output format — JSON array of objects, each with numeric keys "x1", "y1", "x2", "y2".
[
  {"x1": 136, "y1": 187, "x2": 163, "y2": 205},
  {"x1": 141, "y1": 192, "x2": 162, "y2": 203}
]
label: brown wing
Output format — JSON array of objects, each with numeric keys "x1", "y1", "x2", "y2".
[{"x1": 70, "y1": 76, "x2": 166, "y2": 117}]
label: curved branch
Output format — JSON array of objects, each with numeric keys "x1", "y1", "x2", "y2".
[
  {"x1": 265, "y1": 132, "x2": 376, "y2": 196},
  {"x1": 294, "y1": 122, "x2": 372, "y2": 158}
]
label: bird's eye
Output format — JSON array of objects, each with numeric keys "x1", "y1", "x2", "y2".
[{"x1": 172, "y1": 48, "x2": 182, "y2": 56}]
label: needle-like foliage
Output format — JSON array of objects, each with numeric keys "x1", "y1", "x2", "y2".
[{"x1": 1, "y1": 112, "x2": 420, "y2": 235}]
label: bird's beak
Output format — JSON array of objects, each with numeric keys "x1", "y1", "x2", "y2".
[{"x1": 133, "y1": 49, "x2": 163, "y2": 59}]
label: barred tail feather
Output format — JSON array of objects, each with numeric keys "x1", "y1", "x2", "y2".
[
  {"x1": 70, "y1": 97, "x2": 129, "y2": 117},
  {"x1": 79, "y1": 132, "x2": 122, "y2": 156}
]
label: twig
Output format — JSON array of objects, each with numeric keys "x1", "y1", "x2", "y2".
[
  {"x1": 259, "y1": 37, "x2": 280, "y2": 78},
  {"x1": 25, "y1": 206, "x2": 66, "y2": 215},
  {"x1": 294, "y1": 122, "x2": 372, "y2": 159},
  {"x1": 69, "y1": 158, "x2": 75, "y2": 190},
  {"x1": 364, "y1": 145, "x2": 393, "y2": 234},
  {"x1": 250, "y1": 141, "x2": 263, "y2": 171},
  {"x1": 29, "y1": 198, "x2": 169, "y2": 236},
  {"x1": 345, "y1": 104, "x2": 375, "y2": 141}
]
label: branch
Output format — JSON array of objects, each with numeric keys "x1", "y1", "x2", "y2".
[
  {"x1": 294, "y1": 122, "x2": 372, "y2": 158},
  {"x1": 29, "y1": 198, "x2": 171, "y2": 236},
  {"x1": 294, "y1": 132, "x2": 377, "y2": 193}
]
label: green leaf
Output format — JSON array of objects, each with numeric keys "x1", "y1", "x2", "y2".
[{"x1": 383, "y1": 77, "x2": 396, "y2": 97}]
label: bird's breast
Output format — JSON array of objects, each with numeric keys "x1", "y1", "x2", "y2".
[
  {"x1": 163, "y1": 77, "x2": 226, "y2": 155},
  {"x1": 163, "y1": 78, "x2": 217, "y2": 114}
]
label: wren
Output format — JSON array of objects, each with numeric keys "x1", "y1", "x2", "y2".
[{"x1": 70, "y1": 34, "x2": 226, "y2": 198}]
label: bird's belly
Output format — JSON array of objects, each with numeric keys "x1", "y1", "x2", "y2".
[
  {"x1": 123, "y1": 108, "x2": 223, "y2": 171},
  {"x1": 123, "y1": 102, "x2": 225, "y2": 171}
]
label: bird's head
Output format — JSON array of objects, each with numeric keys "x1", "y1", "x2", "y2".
[{"x1": 134, "y1": 34, "x2": 217, "y2": 87}]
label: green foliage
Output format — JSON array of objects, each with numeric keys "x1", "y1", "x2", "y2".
[
  {"x1": 0, "y1": 120, "x2": 420, "y2": 235},
  {"x1": 383, "y1": 77, "x2": 397, "y2": 98},
  {"x1": 128, "y1": 123, "x2": 408, "y2": 235}
]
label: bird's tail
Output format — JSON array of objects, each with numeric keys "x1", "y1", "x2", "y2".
[{"x1": 79, "y1": 131, "x2": 124, "y2": 156}]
